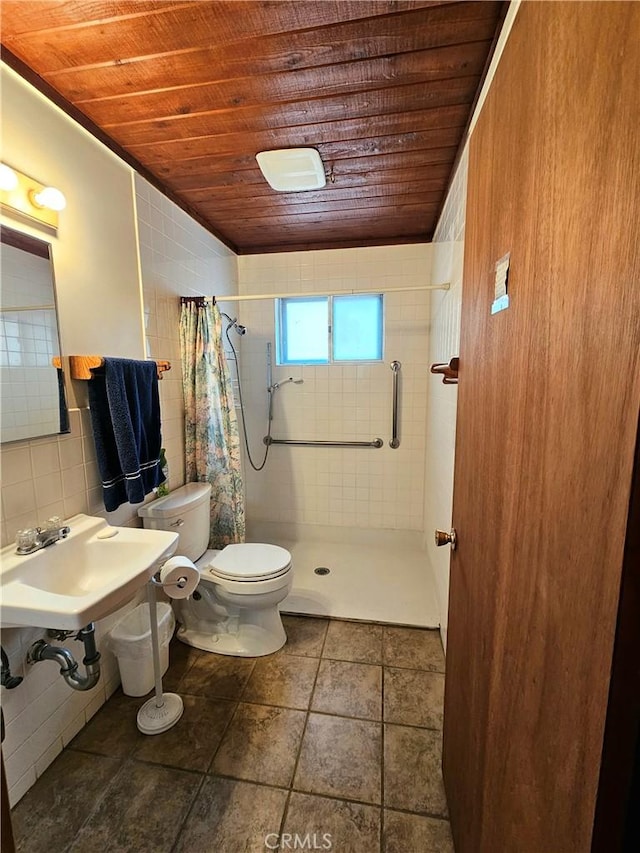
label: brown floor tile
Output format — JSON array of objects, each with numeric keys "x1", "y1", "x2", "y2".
[
  {"x1": 11, "y1": 750, "x2": 121, "y2": 853},
  {"x1": 281, "y1": 614, "x2": 329, "y2": 657},
  {"x1": 383, "y1": 627, "x2": 445, "y2": 672},
  {"x1": 384, "y1": 810, "x2": 454, "y2": 853},
  {"x1": 384, "y1": 725, "x2": 448, "y2": 817},
  {"x1": 174, "y1": 776, "x2": 287, "y2": 853},
  {"x1": 68, "y1": 761, "x2": 200, "y2": 852},
  {"x1": 384, "y1": 668, "x2": 445, "y2": 729},
  {"x1": 284, "y1": 792, "x2": 381, "y2": 852},
  {"x1": 133, "y1": 695, "x2": 236, "y2": 772},
  {"x1": 323, "y1": 620, "x2": 383, "y2": 664},
  {"x1": 294, "y1": 713, "x2": 382, "y2": 804},
  {"x1": 311, "y1": 659, "x2": 382, "y2": 720},
  {"x1": 69, "y1": 690, "x2": 143, "y2": 757},
  {"x1": 242, "y1": 653, "x2": 319, "y2": 709},
  {"x1": 179, "y1": 650, "x2": 255, "y2": 699},
  {"x1": 211, "y1": 702, "x2": 306, "y2": 787},
  {"x1": 162, "y1": 637, "x2": 202, "y2": 691}
]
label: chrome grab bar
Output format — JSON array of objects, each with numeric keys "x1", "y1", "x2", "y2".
[
  {"x1": 389, "y1": 360, "x2": 401, "y2": 449},
  {"x1": 264, "y1": 437, "x2": 383, "y2": 448}
]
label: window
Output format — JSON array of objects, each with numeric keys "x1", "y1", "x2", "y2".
[{"x1": 276, "y1": 294, "x2": 383, "y2": 365}]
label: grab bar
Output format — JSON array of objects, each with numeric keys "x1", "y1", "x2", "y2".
[
  {"x1": 264, "y1": 437, "x2": 383, "y2": 448},
  {"x1": 389, "y1": 360, "x2": 401, "y2": 449}
]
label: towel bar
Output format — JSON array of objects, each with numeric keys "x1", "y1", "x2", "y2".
[{"x1": 67, "y1": 356, "x2": 171, "y2": 380}]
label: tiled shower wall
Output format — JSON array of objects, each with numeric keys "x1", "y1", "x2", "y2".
[
  {"x1": 237, "y1": 244, "x2": 432, "y2": 537},
  {"x1": 423, "y1": 146, "x2": 469, "y2": 648}
]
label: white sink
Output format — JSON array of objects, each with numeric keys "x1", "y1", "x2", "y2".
[{"x1": 0, "y1": 514, "x2": 178, "y2": 630}]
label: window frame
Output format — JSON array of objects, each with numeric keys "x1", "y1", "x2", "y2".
[{"x1": 275, "y1": 293, "x2": 384, "y2": 366}]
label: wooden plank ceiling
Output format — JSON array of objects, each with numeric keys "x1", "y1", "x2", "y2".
[{"x1": 0, "y1": 1, "x2": 504, "y2": 254}]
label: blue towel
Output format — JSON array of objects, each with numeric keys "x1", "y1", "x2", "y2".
[{"x1": 88, "y1": 358, "x2": 165, "y2": 512}]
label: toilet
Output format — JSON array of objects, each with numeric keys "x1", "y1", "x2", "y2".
[{"x1": 138, "y1": 483, "x2": 292, "y2": 657}]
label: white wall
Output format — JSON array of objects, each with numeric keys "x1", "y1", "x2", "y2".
[
  {"x1": 0, "y1": 68, "x2": 238, "y2": 806},
  {"x1": 237, "y1": 244, "x2": 432, "y2": 537},
  {"x1": 0, "y1": 66, "x2": 144, "y2": 358},
  {"x1": 423, "y1": 147, "x2": 469, "y2": 649}
]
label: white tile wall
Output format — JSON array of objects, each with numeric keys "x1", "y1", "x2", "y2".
[
  {"x1": 237, "y1": 244, "x2": 432, "y2": 533},
  {"x1": 134, "y1": 174, "x2": 239, "y2": 490},
  {"x1": 423, "y1": 145, "x2": 469, "y2": 649},
  {"x1": 0, "y1": 598, "x2": 135, "y2": 807},
  {"x1": 0, "y1": 403, "x2": 148, "y2": 804}
]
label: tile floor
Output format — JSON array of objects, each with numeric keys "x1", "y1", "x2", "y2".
[{"x1": 11, "y1": 617, "x2": 453, "y2": 853}]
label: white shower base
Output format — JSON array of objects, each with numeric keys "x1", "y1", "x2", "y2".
[{"x1": 247, "y1": 522, "x2": 439, "y2": 627}]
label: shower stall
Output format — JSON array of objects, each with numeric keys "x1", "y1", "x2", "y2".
[{"x1": 223, "y1": 245, "x2": 442, "y2": 628}]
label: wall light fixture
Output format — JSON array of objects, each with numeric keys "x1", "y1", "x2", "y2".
[{"x1": 0, "y1": 163, "x2": 66, "y2": 229}]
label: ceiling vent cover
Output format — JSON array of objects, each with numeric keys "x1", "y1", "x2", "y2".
[{"x1": 256, "y1": 148, "x2": 326, "y2": 192}]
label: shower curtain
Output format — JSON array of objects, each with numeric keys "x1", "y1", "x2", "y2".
[{"x1": 179, "y1": 299, "x2": 245, "y2": 547}]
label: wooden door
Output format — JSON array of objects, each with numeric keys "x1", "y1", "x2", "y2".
[{"x1": 442, "y1": 3, "x2": 640, "y2": 852}]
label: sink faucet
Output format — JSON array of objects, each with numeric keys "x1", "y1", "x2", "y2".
[{"x1": 15, "y1": 517, "x2": 71, "y2": 555}]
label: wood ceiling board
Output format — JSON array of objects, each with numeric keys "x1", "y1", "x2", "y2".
[
  {"x1": 153, "y1": 129, "x2": 463, "y2": 177},
  {"x1": 205, "y1": 201, "x2": 441, "y2": 229},
  {"x1": 239, "y1": 235, "x2": 434, "y2": 255},
  {"x1": 0, "y1": 2, "x2": 194, "y2": 36},
  {"x1": 43, "y1": 3, "x2": 501, "y2": 101},
  {"x1": 225, "y1": 219, "x2": 434, "y2": 240},
  {"x1": 179, "y1": 173, "x2": 450, "y2": 205},
  {"x1": 1, "y1": 0, "x2": 505, "y2": 252},
  {"x1": 76, "y1": 53, "x2": 484, "y2": 128},
  {"x1": 196, "y1": 193, "x2": 444, "y2": 218},
  {"x1": 126, "y1": 107, "x2": 470, "y2": 162},
  {"x1": 2, "y1": 1, "x2": 449, "y2": 73},
  {"x1": 223, "y1": 224, "x2": 435, "y2": 251},
  {"x1": 96, "y1": 83, "x2": 483, "y2": 149}
]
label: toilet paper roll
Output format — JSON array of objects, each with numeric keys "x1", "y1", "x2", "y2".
[{"x1": 160, "y1": 556, "x2": 199, "y2": 599}]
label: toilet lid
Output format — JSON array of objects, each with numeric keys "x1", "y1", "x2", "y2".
[{"x1": 207, "y1": 543, "x2": 292, "y2": 582}]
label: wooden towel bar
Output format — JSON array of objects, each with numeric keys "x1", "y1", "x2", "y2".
[{"x1": 65, "y1": 356, "x2": 171, "y2": 380}]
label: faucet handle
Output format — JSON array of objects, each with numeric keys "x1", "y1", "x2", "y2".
[
  {"x1": 42, "y1": 516, "x2": 63, "y2": 531},
  {"x1": 15, "y1": 528, "x2": 37, "y2": 553}
]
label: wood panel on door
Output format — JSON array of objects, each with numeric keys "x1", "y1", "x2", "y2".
[{"x1": 442, "y1": 3, "x2": 640, "y2": 851}]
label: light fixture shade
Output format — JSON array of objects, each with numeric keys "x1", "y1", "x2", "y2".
[
  {"x1": 0, "y1": 164, "x2": 18, "y2": 191},
  {"x1": 256, "y1": 148, "x2": 326, "y2": 192},
  {"x1": 1, "y1": 165, "x2": 65, "y2": 229},
  {"x1": 32, "y1": 186, "x2": 66, "y2": 211}
]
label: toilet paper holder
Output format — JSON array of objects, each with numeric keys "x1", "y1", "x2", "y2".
[{"x1": 150, "y1": 571, "x2": 189, "y2": 591}]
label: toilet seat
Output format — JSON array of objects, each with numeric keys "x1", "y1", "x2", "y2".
[{"x1": 205, "y1": 543, "x2": 292, "y2": 583}]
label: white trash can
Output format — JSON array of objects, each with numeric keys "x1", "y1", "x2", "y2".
[{"x1": 108, "y1": 602, "x2": 175, "y2": 697}]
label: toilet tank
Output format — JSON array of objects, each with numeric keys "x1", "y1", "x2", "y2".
[{"x1": 138, "y1": 482, "x2": 211, "y2": 562}]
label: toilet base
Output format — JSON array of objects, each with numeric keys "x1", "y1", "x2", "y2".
[{"x1": 176, "y1": 618, "x2": 286, "y2": 657}]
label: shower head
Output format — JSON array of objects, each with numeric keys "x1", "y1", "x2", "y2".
[
  {"x1": 269, "y1": 377, "x2": 304, "y2": 392},
  {"x1": 222, "y1": 313, "x2": 247, "y2": 336}
]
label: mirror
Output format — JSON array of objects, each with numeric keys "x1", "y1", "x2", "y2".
[{"x1": 0, "y1": 225, "x2": 69, "y2": 443}]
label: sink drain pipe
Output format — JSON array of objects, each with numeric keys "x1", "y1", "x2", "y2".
[{"x1": 28, "y1": 623, "x2": 101, "y2": 691}]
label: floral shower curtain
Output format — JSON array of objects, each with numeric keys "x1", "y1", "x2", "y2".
[{"x1": 179, "y1": 299, "x2": 245, "y2": 547}]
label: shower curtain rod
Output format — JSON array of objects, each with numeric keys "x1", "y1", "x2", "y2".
[{"x1": 210, "y1": 283, "x2": 450, "y2": 303}]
